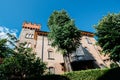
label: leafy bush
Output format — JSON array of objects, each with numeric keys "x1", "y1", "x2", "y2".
[
  {"x1": 64, "y1": 68, "x2": 120, "y2": 80},
  {"x1": 25, "y1": 68, "x2": 120, "y2": 80},
  {"x1": 0, "y1": 41, "x2": 47, "y2": 80},
  {"x1": 110, "y1": 62, "x2": 119, "y2": 68},
  {"x1": 64, "y1": 69, "x2": 108, "y2": 80}
]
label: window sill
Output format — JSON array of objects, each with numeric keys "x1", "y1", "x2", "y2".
[
  {"x1": 48, "y1": 58, "x2": 55, "y2": 60},
  {"x1": 25, "y1": 37, "x2": 33, "y2": 39}
]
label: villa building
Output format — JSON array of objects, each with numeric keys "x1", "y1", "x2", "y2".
[{"x1": 18, "y1": 22, "x2": 111, "y2": 74}]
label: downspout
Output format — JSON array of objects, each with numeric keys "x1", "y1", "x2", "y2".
[{"x1": 41, "y1": 35, "x2": 44, "y2": 61}]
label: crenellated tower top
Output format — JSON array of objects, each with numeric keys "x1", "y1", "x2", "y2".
[{"x1": 22, "y1": 22, "x2": 41, "y2": 31}]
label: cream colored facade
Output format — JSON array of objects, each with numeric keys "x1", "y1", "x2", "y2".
[{"x1": 19, "y1": 22, "x2": 111, "y2": 74}]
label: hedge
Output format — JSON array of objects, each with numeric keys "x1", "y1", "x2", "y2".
[
  {"x1": 4, "y1": 68, "x2": 120, "y2": 80},
  {"x1": 40, "y1": 68, "x2": 120, "y2": 80},
  {"x1": 64, "y1": 67, "x2": 120, "y2": 80},
  {"x1": 64, "y1": 69, "x2": 107, "y2": 80}
]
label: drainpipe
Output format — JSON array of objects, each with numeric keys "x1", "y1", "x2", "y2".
[{"x1": 41, "y1": 35, "x2": 44, "y2": 61}]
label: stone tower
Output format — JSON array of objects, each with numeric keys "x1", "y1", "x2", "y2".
[{"x1": 19, "y1": 22, "x2": 40, "y2": 51}]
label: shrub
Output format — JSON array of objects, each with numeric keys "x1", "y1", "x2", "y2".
[
  {"x1": 64, "y1": 68, "x2": 108, "y2": 80},
  {"x1": 3, "y1": 68, "x2": 119, "y2": 80},
  {"x1": 64, "y1": 68, "x2": 120, "y2": 80}
]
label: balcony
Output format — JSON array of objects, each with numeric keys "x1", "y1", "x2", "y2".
[{"x1": 70, "y1": 45, "x2": 94, "y2": 62}]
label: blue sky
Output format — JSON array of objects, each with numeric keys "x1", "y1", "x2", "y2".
[{"x1": 0, "y1": 0, "x2": 120, "y2": 37}]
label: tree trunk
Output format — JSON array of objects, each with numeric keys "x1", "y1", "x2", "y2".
[
  {"x1": 0, "y1": 58, "x2": 3, "y2": 64},
  {"x1": 63, "y1": 54, "x2": 72, "y2": 72}
]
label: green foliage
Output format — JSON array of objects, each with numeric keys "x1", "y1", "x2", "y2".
[
  {"x1": 0, "y1": 33, "x2": 17, "y2": 58},
  {"x1": 20, "y1": 68, "x2": 119, "y2": 80},
  {"x1": 48, "y1": 10, "x2": 81, "y2": 55},
  {"x1": 64, "y1": 69, "x2": 108, "y2": 80},
  {"x1": 48, "y1": 10, "x2": 81, "y2": 72},
  {"x1": 0, "y1": 39, "x2": 14, "y2": 58},
  {"x1": 94, "y1": 13, "x2": 120, "y2": 61},
  {"x1": 0, "y1": 35, "x2": 47, "y2": 79},
  {"x1": 110, "y1": 62, "x2": 119, "y2": 68},
  {"x1": 63, "y1": 68, "x2": 120, "y2": 80},
  {"x1": 0, "y1": 57, "x2": 20, "y2": 80}
]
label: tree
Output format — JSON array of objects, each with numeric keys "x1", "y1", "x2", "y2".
[
  {"x1": 0, "y1": 33, "x2": 17, "y2": 58},
  {"x1": 48, "y1": 10, "x2": 81, "y2": 72},
  {"x1": 0, "y1": 39, "x2": 13, "y2": 58},
  {"x1": 0, "y1": 34, "x2": 47, "y2": 79},
  {"x1": 94, "y1": 13, "x2": 120, "y2": 62}
]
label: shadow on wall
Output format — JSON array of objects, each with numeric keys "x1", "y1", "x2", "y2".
[
  {"x1": 71, "y1": 45, "x2": 100, "y2": 71},
  {"x1": 97, "y1": 67, "x2": 120, "y2": 80},
  {"x1": 82, "y1": 46, "x2": 106, "y2": 68}
]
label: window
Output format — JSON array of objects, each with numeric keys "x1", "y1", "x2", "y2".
[
  {"x1": 25, "y1": 33, "x2": 29, "y2": 38},
  {"x1": 24, "y1": 43, "x2": 28, "y2": 48},
  {"x1": 25, "y1": 33, "x2": 34, "y2": 39},
  {"x1": 49, "y1": 67, "x2": 55, "y2": 74},
  {"x1": 29, "y1": 34, "x2": 32, "y2": 38},
  {"x1": 28, "y1": 43, "x2": 31, "y2": 48},
  {"x1": 28, "y1": 34, "x2": 31, "y2": 38},
  {"x1": 31, "y1": 34, "x2": 34, "y2": 38},
  {"x1": 24, "y1": 43, "x2": 31, "y2": 48},
  {"x1": 29, "y1": 34, "x2": 34, "y2": 38},
  {"x1": 86, "y1": 37, "x2": 92, "y2": 44},
  {"x1": 48, "y1": 51, "x2": 54, "y2": 60}
]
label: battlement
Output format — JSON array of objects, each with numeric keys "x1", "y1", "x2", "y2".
[
  {"x1": 81, "y1": 31, "x2": 94, "y2": 37},
  {"x1": 22, "y1": 22, "x2": 41, "y2": 31}
]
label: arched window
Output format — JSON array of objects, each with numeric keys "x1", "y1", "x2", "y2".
[
  {"x1": 25, "y1": 33, "x2": 29, "y2": 38},
  {"x1": 28, "y1": 34, "x2": 31, "y2": 38},
  {"x1": 26, "y1": 34, "x2": 34, "y2": 38},
  {"x1": 24, "y1": 43, "x2": 28, "y2": 48},
  {"x1": 24, "y1": 43, "x2": 31, "y2": 48},
  {"x1": 31, "y1": 34, "x2": 34, "y2": 38},
  {"x1": 28, "y1": 43, "x2": 31, "y2": 48}
]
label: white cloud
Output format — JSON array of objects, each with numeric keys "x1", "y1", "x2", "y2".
[{"x1": 0, "y1": 26, "x2": 18, "y2": 39}]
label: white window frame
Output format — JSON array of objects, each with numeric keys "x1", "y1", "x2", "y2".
[{"x1": 48, "y1": 51, "x2": 54, "y2": 60}]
